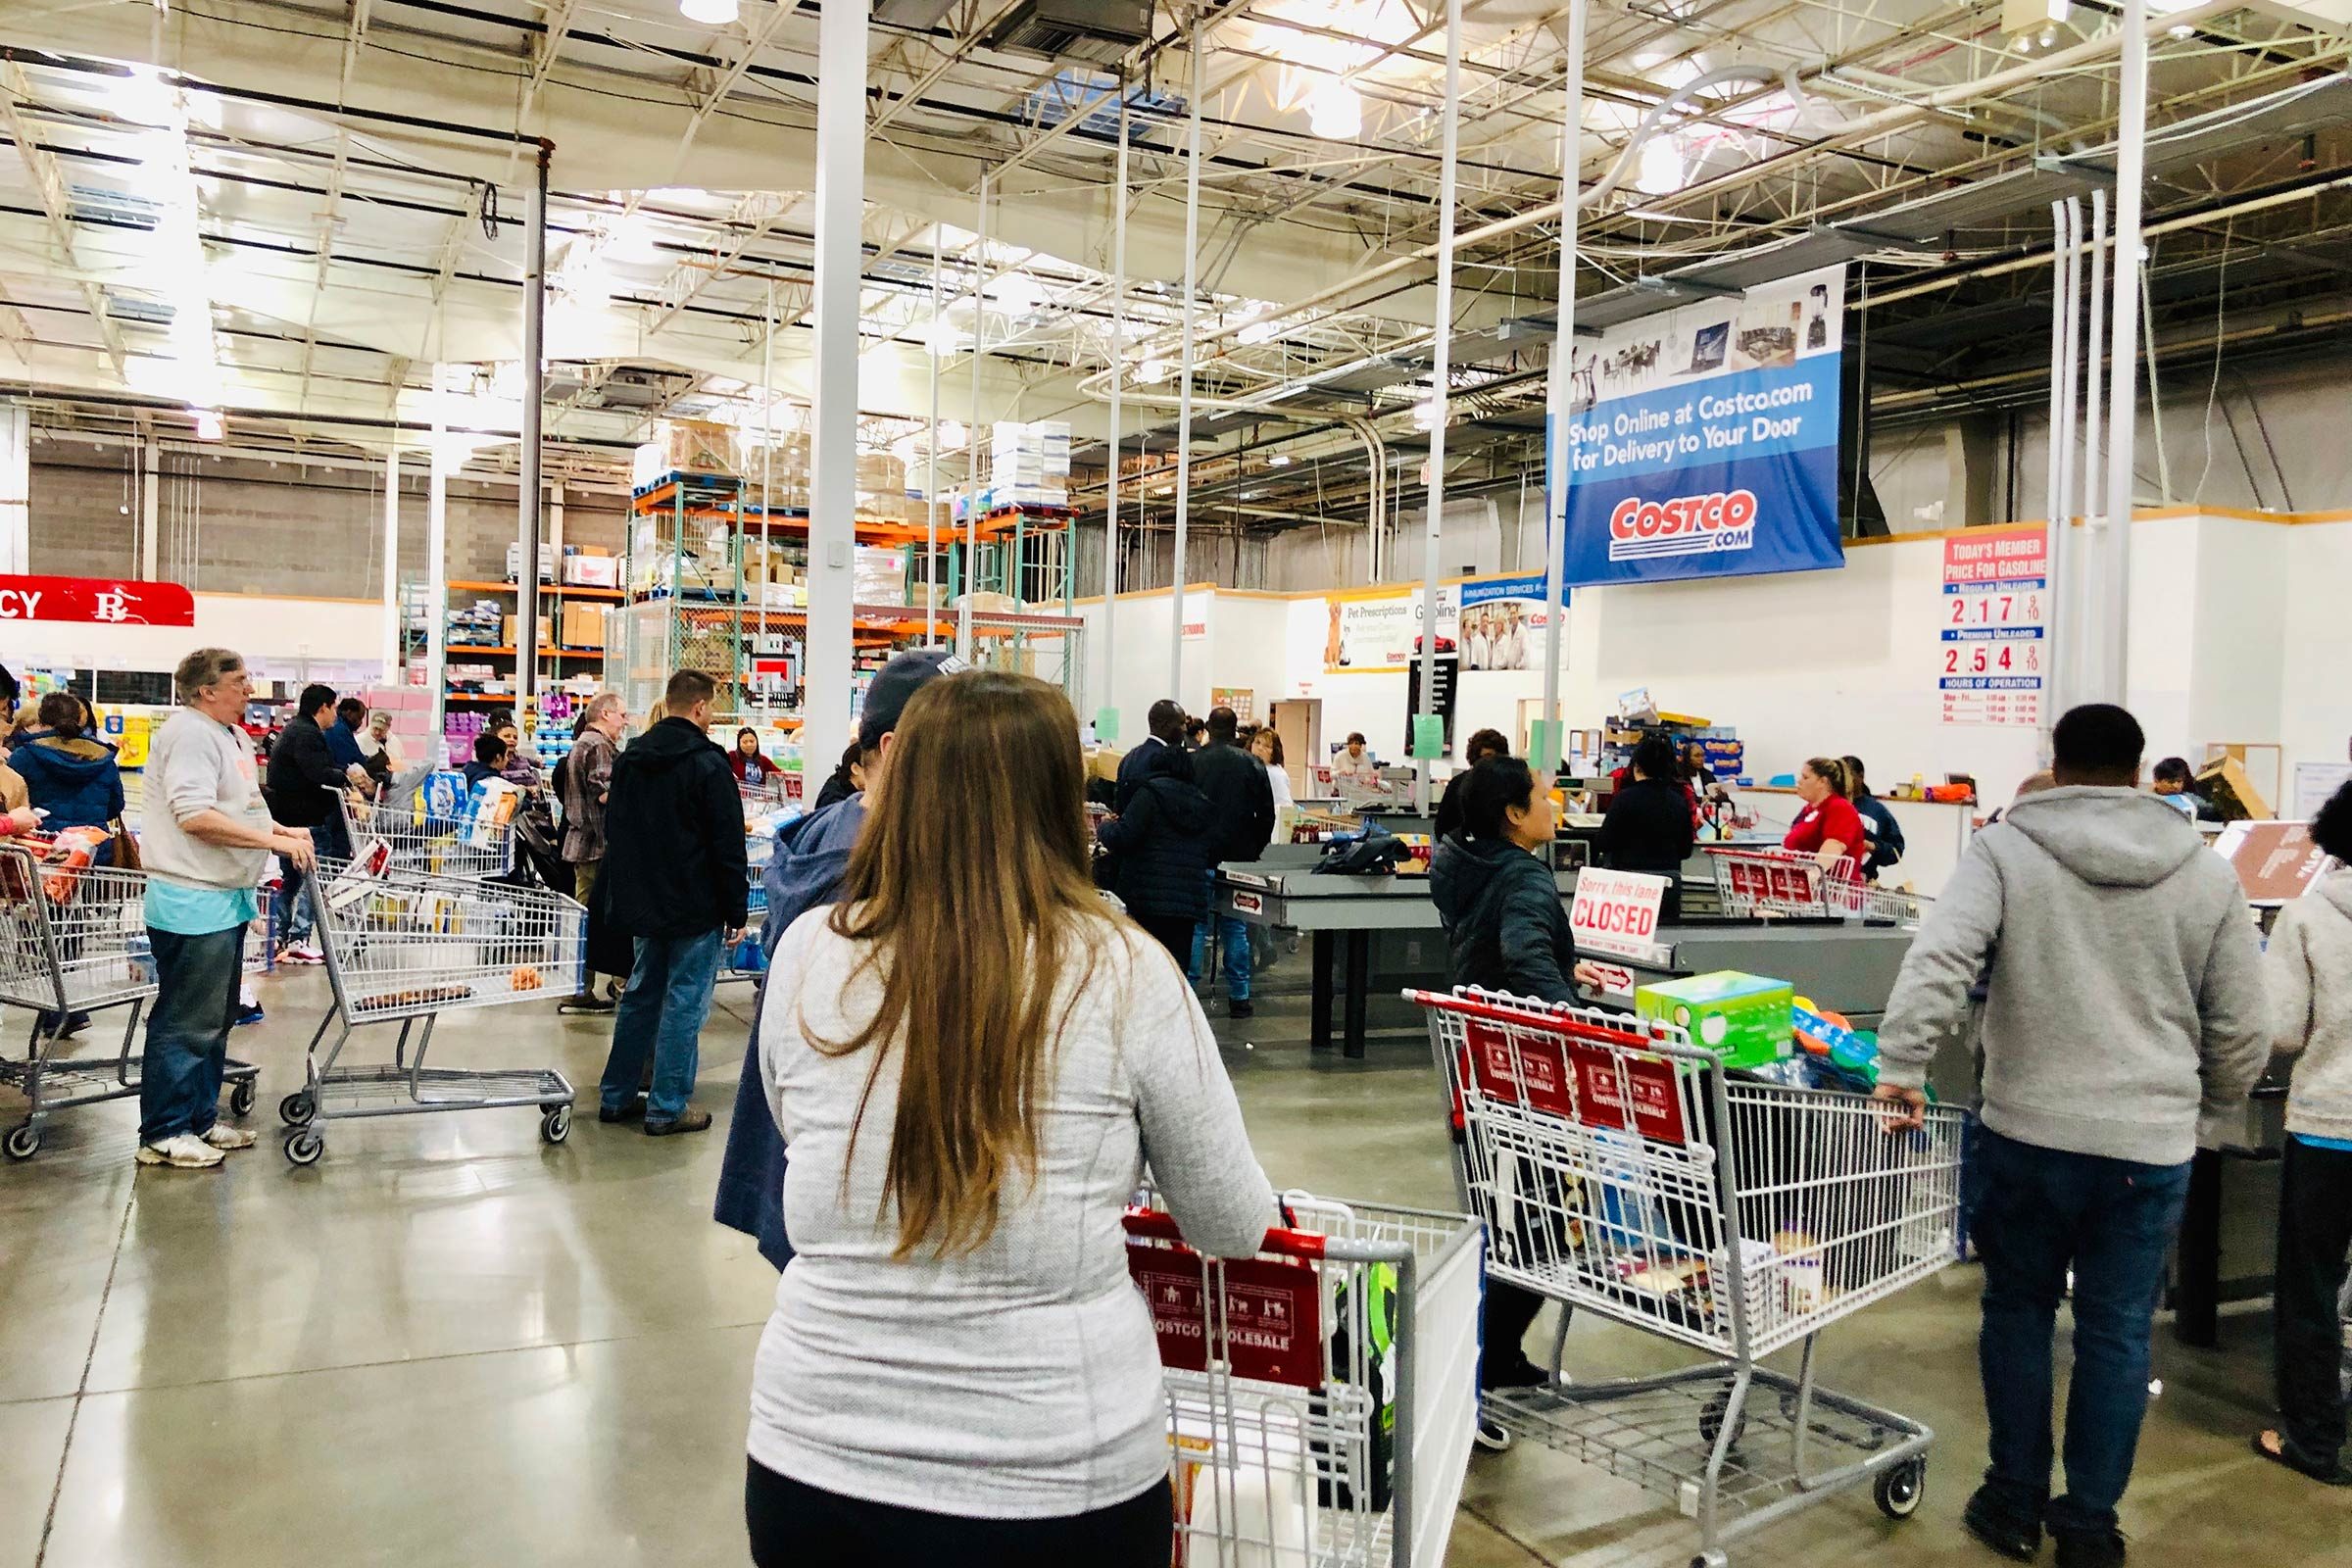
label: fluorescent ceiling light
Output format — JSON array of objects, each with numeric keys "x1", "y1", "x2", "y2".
[
  {"x1": 678, "y1": 0, "x2": 740, "y2": 24},
  {"x1": 1411, "y1": 399, "x2": 1439, "y2": 428},
  {"x1": 1268, "y1": 454, "x2": 1292, "y2": 466},
  {"x1": 1239, "y1": 318, "x2": 1281, "y2": 346},
  {"x1": 991, "y1": 270, "x2": 1044, "y2": 317},
  {"x1": 1308, "y1": 81, "x2": 1362, "y2": 140},
  {"x1": 191, "y1": 409, "x2": 224, "y2": 442},
  {"x1": 602, "y1": 215, "x2": 665, "y2": 265},
  {"x1": 1138, "y1": 357, "x2": 1170, "y2": 384},
  {"x1": 925, "y1": 314, "x2": 962, "y2": 355}
]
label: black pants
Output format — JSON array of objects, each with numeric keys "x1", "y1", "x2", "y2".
[
  {"x1": 1134, "y1": 913, "x2": 1199, "y2": 967},
  {"x1": 746, "y1": 1459, "x2": 1171, "y2": 1567},
  {"x1": 1482, "y1": 1281, "x2": 1547, "y2": 1384},
  {"x1": 2275, "y1": 1136, "x2": 2352, "y2": 1468}
]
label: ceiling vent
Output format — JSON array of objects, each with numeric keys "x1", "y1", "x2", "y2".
[{"x1": 985, "y1": 0, "x2": 1153, "y2": 66}]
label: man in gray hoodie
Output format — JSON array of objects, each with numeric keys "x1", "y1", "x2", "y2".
[{"x1": 1875, "y1": 704, "x2": 2267, "y2": 1568}]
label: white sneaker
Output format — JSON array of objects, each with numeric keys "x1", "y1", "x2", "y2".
[
  {"x1": 279, "y1": 943, "x2": 325, "y2": 966},
  {"x1": 135, "y1": 1133, "x2": 225, "y2": 1169},
  {"x1": 201, "y1": 1124, "x2": 258, "y2": 1151}
]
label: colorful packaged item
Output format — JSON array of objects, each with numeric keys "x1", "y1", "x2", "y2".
[{"x1": 1635, "y1": 971, "x2": 1794, "y2": 1070}]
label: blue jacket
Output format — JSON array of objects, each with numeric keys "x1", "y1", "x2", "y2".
[
  {"x1": 713, "y1": 794, "x2": 867, "y2": 1270},
  {"x1": 11, "y1": 735, "x2": 125, "y2": 832},
  {"x1": 1855, "y1": 791, "x2": 1906, "y2": 877}
]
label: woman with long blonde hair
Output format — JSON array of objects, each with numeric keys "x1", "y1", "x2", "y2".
[{"x1": 747, "y1": 670, "x2": 1273, "y2": 1566}]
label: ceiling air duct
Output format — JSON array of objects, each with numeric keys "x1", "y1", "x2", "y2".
[{"x1": 985, "y1": 0, "x2": 1154, "y2": 66}]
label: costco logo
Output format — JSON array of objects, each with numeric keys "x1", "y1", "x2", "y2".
[{"x1": 1607, "y1": 489, "x2": 1758, "y2": 562}]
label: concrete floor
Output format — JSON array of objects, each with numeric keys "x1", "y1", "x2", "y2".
[{"x1": 0, "y1": 954, "x2": 2342, "y2": 1567}]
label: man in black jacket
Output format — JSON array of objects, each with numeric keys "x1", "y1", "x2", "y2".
[
  {"x1": 264, "y1": 682, "x2": 366, "y2": 963},
  {"x1": 594, "y1": 669, "x2": 747, "y2": 1136},
  {"x1": 1098, "y1": 741, "x2": 1217, "y2": 967},
  {"x1": 1187, "y1": 707, "x2": 1276, "y2": 1018},
  {"x1": 1115, "y1": 698, "x2": 1188, "y2": 812}
]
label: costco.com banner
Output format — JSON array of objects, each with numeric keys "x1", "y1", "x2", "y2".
[{"x1": 1560, "y1": 264, "x2": 1846, "y2": 587}]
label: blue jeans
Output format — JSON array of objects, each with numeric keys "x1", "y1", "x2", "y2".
[
  {"x1": 1973, "y1": 1126, "x2": 2191, "y2": 1537},
  {"x1": 274, "y1": 820, "x2": 346, "y2": 949},
  {"x1": 1189, "y1": 874, "x2": 1250, "y2": 1003},
  {"x1": 600, "y1": 930, "x2": 720, "y2": 1123},
  {"x1": 138, "y1": 924, "x2": 246, "y2": 1145}
]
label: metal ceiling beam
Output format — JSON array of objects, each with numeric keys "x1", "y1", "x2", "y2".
[
  {"x1": 297, "y1": 129, "x2": 351, "y2": 402},
  {"x1": 519, "y1": 0, "x2": 590, "y2": 120},
  {"x1": 0, "y1": 65, "x2": 127, "y2": 376},
  {"x1": 339, "y1": 0, "x2": 374, "y2": 102}
]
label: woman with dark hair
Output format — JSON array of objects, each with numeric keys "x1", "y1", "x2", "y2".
[
  {"x1": 1430, "y1": 755, "x2": 1601, "y2": 1446},
  {"x1": 1434, "y1": 728, "x2": 1511, "y2": 843},
  {"x1": 1840, "y1": 754, "x2": 1905, "y2": 880},
  {"x1": 2253, "y1": 781, "x2": 2352, "y2": 1486},
  {"x1": 13, "y1": 690, "x2": 126, "y2": 842},
  {"x1": 734, "y1": 727, "x2": 778, "y2": 792},
  {"x1": 2152, "y1": 756, "x2": 2219, "y2": 821},
  {"x1": 750, "y1": 671, "x2": 1272, "y2": 1564},
  {"x1": 1597, "y1": 733, "x2": 1696, "y2": 919},
  {"x1": 810, "y1": 740, "x2": 862, "y2": 811}
]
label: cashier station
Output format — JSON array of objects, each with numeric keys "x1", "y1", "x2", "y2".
[{"x1": 1211, "y1": 845, "x2": 1916, "y2": 1058}]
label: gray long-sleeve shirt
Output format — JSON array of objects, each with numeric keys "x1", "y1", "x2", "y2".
[
  {"x1": 749, "y1": 906, "x2": 1275, "y2": 1517},
  {"x1": 1877, "y1": 786, "x2": 2269, "y2": 1166}
]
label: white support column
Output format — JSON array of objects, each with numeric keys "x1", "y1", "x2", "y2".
[
  {"x1": 1101, "y1": 95, "x2": 1129, "y2": 737},
  {"x1": 2102, "y1": 0, "x2": 2150, "y2": 703},
  {"x1": 427, "y1": 368, "x2": 451, "y2": 760},
  {"x1": 516, "y1": 143, "x2": 548, "y2": 710},
  {"x1": 380, "y1": 446, "x2": 400, "y2": 683},
  {"x1": 1167, "y1": 16, "x2": 1205, "y2": 701},
  {"x1": 2078, "y1": 190, "x2": 2108, "y2": 714},
  {"x1": 803, "y1": 0, "x2": 866, "y2": 756},
  {"x1": 924, "y1": 240, "x2": 942, "y2": 637},
  {"x1": 1538, "y1": 0, "x2": 1585, "y2": 776},
  {"x1": 1414, "y1": 0, "x2": 1463, "y2": 814},
  {"x1": 141, "y1": 433, "x2": 162, "y2": 581},
  {"x1": 959, "y1": 173, "x2": 990, "y2": 661},
  {"x1": 2040, "y1": 201, "x2": 2068, "y2": 752},
  {"x1": 0, "y1": 402, "x2": 26, "y2": 575}
]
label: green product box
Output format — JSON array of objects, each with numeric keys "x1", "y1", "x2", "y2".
[{"x1": 1635, "y1": 971, "x2": 1794, "y2": 1069}]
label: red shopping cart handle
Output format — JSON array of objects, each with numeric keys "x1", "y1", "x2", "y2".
[
  {"x1": 1122, "y1": 1207, "x2": 1326, "y2": 1260},
  {"x1": 1401, "y1": 986, "x2": 1662, "y2": 1051}
]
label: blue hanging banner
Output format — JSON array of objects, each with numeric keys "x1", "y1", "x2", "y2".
[{"x1": 1560, "y1": 264, "x2": 1848, "y2": 587}]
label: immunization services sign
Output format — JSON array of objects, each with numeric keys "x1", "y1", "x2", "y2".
[
  {"x1": 1323, "y1": 572, "x2": 1570, "y2": 673},
  {"x1": 1560, "y1": 264, "x2": 1848, "y2": 587}
]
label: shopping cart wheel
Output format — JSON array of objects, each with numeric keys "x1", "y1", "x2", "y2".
[
  {"x1": 279, "y1": 1092, "x2": 316, "y2": 1127},
  {"x1": 283, "y1": 1128, "x2": 324, "y2": 1167},
  {"x1": 1690, "y1": 1551, "x2": 1729, "y2": 1568},
  {"x1": 539, "y1": 1104, "x2": 571, "y2": 1145},
  {"x1": 228, "y1": 1080, "x2": 257, "y2": 1118},
  {"x1": 1698, "y1": 1390, "x2": 1747, "y2": 1452},
  {"x1": 1874, "y1": 1459, "x2": 1926, "y2": 1520},
  {"x1": 4, "y1": 1121, "x2": 39, "y2": 1160}
]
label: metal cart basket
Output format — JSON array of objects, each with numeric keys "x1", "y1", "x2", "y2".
[
  {"x1": 1704, "y1": 846, "x2": 1929, "y2": 926},
  {"x1": 1413, "y1": 986, "x2": 1966, "y2": 1567},
  {"x1": 338, "y1": 791, "x2": 514, "y2": 881},
  {"x1": 278, "y1": 857, "x2": 584, "y2": 1165},
  {"x1": 0, "y1": 843, "x2": 256, "y2": 1159},
  {"x1": 1128, "y1": 1189, "x2": 1483, "y2": 1568}
]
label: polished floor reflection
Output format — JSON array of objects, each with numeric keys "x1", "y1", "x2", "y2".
[{"x1": 1, "y1": 961, "x2": 2339, "y2": 1566}]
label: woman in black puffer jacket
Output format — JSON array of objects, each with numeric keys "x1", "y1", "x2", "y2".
[
  {"x1": 1096, "y1": 742, "x2": 1216, "y2": 963},
  {"x1": 1430, "y1": 757, "x2": 1601, "y2": 1439}
]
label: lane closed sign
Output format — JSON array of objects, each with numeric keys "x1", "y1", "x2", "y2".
[{"x1": 1567, "y1": 867, "x2": 1670, "y2": 961}]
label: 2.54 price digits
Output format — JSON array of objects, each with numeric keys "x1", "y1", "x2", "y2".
[{"x1": 1943, "y1": 643, "x2": 2040, "y2": 675}]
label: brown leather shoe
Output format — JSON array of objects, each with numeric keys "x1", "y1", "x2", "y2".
[{"x1": 643, "y1": 1108, "x2": 712, "y2": 1137}]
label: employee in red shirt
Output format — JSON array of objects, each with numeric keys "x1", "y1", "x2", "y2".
[{"x1": 1785, "y1": 756, "x2": 1865, "y2": 874}]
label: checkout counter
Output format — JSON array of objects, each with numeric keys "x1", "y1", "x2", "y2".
[{"x1": 1213, "y1": 847, "x2": 1918, "y2": 1056}]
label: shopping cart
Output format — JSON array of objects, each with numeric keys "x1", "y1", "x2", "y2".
[
  {"x1": 1128, "y1": 1189, "x2": 1483, "y2": 1567},
  {"x1": 338, "y1": 791, "x2": 515, "y2": 881},
  {"x1": 0, "y1": 843, "x2": 257, "y2": 1159},
  {"x1": 1703, "y1": 846, "x2": 1928, "y2": 925},
  {"x1": 278, "y1": 857, "x2": 584, "y2": 1165},
  {"x1": 722, "y1": 860, "x2": 768, "y2": 983},
  {"x1": 1412, "y1": 986, "x2": 1966, "y2": 1567}
]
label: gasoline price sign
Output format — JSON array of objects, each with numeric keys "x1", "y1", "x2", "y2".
[{"x1": 1937, "y1": 526, "x2": 2047, "y2": 728}]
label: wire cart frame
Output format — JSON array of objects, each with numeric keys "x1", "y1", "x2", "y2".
[
  {"x1": 338, "y1": 791, "x2": 516, "y2": 882},
  {"x1": 1128, "y1": 1189, "x2": 1482, "y2": 1568},
  {"x1": 278, "y1": 858, "x2": 585, "y2": 1165},
  {"x1": 1413, "y1": 986, "x2": 1966, "y2": 1567},
  {"x1": 0, "y1": 844, "x2": 257, "y2": 1159},
  {"x1": 1704, "y1": 846, "x2": 1929, "y2": 926}
]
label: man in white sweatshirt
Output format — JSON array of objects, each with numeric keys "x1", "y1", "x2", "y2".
[{"x1": 1875, "y1": 703, "x2": 2268, "y2": 1568}]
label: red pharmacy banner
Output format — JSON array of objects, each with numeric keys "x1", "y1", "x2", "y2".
[{"x1": 0, "y1": 576, "x2": 196, "y2": 627}]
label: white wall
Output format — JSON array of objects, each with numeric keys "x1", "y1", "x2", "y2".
[
  {"x1": 0, "y1": 592, "x2": 390, "y2": 681},
  {"x1": 1098, "y1": 514, "x2": 2352, "y2": 858}
]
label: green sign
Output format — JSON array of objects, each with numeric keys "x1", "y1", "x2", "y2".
[
  {"x1": 1094, "y1": 706, "x2": 1120, "y2": 744},
  {"x1": 1410, "y1": 713, "x2": 1445, "y2": 760},
  {"x1": 1528, "y1": 718, "x2": 1563, "y2": 774}
]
